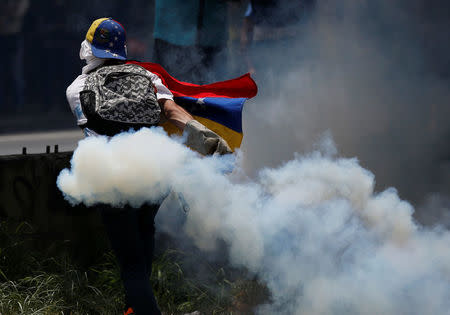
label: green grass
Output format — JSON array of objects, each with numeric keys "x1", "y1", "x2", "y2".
[{"x1": 0, "y1": 220, "x2": 269, "y2": 315}]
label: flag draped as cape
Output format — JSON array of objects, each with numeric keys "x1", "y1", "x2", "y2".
[{"x1": 127, "y1": 61, "x2": 258, "y2": 151}]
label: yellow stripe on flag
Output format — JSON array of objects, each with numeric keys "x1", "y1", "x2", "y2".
[{"x1": 159, "y1": 116, "x2": 243, "y2": 152}]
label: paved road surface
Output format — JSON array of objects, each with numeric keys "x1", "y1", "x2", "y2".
[{"x1": 0, "y1": 129, "x2": 83, "y2": 156}]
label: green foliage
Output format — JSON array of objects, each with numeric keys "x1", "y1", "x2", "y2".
[
  {"x1": 0, "y1": 220, "x2": 269, "y2": 315},
  {"x1": 151, "y1": 250, "x2": 233, "y2": 314},
  {"x1": 0, "y1": 220, "x2": 123, "y2": 314}
]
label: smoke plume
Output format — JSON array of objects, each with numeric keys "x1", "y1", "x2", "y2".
[
  {"x1": 57, "y1": 1, "x2": 450, "y2": 313},
  {"x1": 57, "y1": 127, "x2": 450, "y2": 314},
  {"x1": 238, "y1": 0, "x2": 450, "y2": 206}
]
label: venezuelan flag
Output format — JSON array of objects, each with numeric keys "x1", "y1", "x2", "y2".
[{"x1": 127, "y1": 61, "x2": 258, "y2": 151}]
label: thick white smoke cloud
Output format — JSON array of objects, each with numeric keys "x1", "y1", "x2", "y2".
[
  {"x1": 57, "y1": 128, "x2": 190, "y2": 207},
  {"x1": 57, "y1": 128, "x2": 450, "y2": 315}
]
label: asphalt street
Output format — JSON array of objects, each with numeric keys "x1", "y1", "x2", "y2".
[{"x1": 0, "y1": 129, "x2": 83, "y2": 156}]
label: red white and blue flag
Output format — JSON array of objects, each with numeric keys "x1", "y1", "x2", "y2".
[{"x1": 127, "y1": 61, "x2": 258, "y2": 150}]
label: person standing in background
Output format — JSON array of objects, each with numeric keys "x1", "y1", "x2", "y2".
[
  {"x1": 0, "y1": 0, "x2": 29, "y2": 113},
  {"x1": 240, "y1": 0, "x2": 315, "y2": 97},
  {"x1": 227, "y1": 0, "x2": 250, "y2": 77},
  {"x1": 152, "y1": 0, "x2": 232, "y2": 84}
]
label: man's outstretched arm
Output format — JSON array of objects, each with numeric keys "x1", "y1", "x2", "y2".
[
  {"x1": 159, "y1": 98, "x2": 193, "y2": 130},
  {"x1": 159, "y1": 99, "x2": 232, "y2": 155}
]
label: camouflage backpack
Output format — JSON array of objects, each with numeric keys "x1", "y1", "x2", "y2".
[{"x1": 80, "y1": 63, "x2": 161, "y2": 136}]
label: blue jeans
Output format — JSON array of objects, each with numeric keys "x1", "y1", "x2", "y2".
[{"x1": 101, "y1": 204, "x2": 161, "y2": 315}]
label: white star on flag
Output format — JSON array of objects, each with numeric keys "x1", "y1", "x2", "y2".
[{"x1": 197, "y1": 98, "x2": 205, "y2": 105}]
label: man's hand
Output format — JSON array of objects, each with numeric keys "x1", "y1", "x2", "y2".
[
  {"x1": 159, "y1": 100, "x2": 232, "y2": 155},
  {"x1": 184, "y1": 120, "x2": 233, "y2": 155}
]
